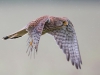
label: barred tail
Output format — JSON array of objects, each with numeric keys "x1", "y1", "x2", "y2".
[{"x1": 3, "y1": 28, "x2": 27, "y2": 40}]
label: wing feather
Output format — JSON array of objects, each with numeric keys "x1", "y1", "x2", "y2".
[
  {"x1": 27, "y1": 17, "x2": 50, "y2": 56},
  {"x1": 49, "y1": 20, "x2": 82, "y2": 69}
]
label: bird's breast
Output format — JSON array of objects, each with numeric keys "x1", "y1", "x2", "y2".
[{"x1": 42, "y1": 24, "x2": 62, "y2": 35}]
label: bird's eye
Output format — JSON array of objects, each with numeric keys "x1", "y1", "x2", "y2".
[{"x1": 56, "y1": 21, "x2": 63, "y2": 26}]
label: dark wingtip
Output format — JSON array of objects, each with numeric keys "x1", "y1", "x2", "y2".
[
  {"x1": 75, "y1": 64, "x2": 78, "y2": 69},
  {"x1": 67, "y1": 54, "x2": 70, "y2": 61},
  {"x1": 79, "y1": 64, "x2": 81, "y2": 69},
  {"x1": 75, "y1": 63, "x2": 81, "y2": 69},
  {"x1": 81, "y1": 60, "x2": 82, "y2": 64},
  {"x1": 71, "y1": 61, "x2": 74, "y2": 66},
  {"x1": 3, "y1": 36, "x2": 9, "y2": 40}
]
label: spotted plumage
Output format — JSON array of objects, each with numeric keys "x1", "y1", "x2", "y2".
[{"x1": 3, "y1": 15, "x2": 82, "y2": 69}]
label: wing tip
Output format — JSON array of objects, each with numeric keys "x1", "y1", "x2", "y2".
[
  {"x1": 74, "y1": 61, "x2": 82, "y2": 69},
  {"x1": 75, "y1": 63, "x2": 81, "y2": 69},
  {"x1": 67, "y1": 54, "x2": 70, "y2": 61},
  {"x1": 71, "y1": 59, "x2": 82, "y2": 69}
]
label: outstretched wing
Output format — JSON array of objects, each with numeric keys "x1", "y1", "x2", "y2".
[
  {"x1": 49, "y1": 20, "x2": 82, "y2": 69},
  {"x1": 26, "y1": 17, "x2": 50, "y2": 56}
]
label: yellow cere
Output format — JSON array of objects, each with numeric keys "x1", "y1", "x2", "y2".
[{"x1": 63, "y1": 21, "x2": 68, "y2": 26}]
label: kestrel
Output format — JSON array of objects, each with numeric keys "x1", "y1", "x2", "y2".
[{"x1": 3, "y1": 15, "x2": 82, "y2": 69}]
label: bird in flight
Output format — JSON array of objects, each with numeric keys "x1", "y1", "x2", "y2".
[{"x1": 3, "y1": 15, "x2": 82, "y2": 69}]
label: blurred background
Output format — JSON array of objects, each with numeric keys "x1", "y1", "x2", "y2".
[{"x1": 0, "y1": 0, "x2": 100, "y2": 75}]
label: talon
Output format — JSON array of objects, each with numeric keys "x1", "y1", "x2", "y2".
[{"x1": 29, "y1": 40, "x2": 33, "y2": 46}]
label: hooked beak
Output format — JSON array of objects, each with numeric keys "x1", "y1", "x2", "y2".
[{"x1": 63, "y1": 21, "x2": 68, "y2": 26}]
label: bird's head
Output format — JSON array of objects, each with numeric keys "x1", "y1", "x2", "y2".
[
  {"x1": 56, "y1": 17, "x2": 75, "y2": 32},
  {"x1": 55, "y1": 17, "x2": 68, "y2": 27}
]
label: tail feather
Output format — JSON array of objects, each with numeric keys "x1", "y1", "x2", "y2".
[{"x1": 3, "y1": 28, "x2": 27, "y2": 40}]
